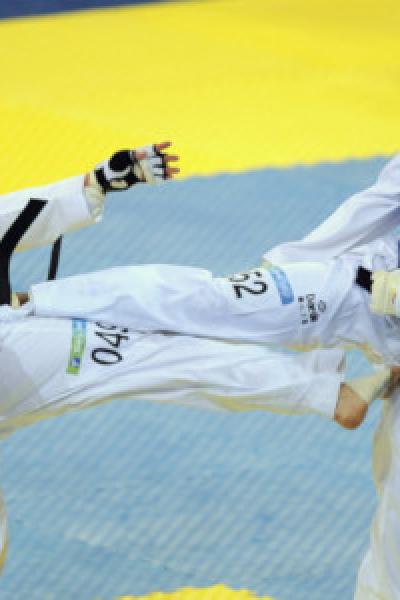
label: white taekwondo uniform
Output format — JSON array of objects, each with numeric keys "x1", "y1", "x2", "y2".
[
  {"x1": 0, "y1": 173, "x2": 343, "y2": 434},
  {"x1": 30, "y1": 154, "x2": 400, "y2": 364},
  {"x1": 0, "y1": 310, "x2": 344, "y2": 439},
  {"x1": 5, "y1": 155, "x2": 400, "y2": 434},
  {"x1": 0, "y1": 175, "x2": 101, "y2": 252},
  {"x1": 354, "y1": 389, "x2": 400, "y2": 600}
]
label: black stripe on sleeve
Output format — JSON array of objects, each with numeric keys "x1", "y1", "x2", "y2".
[{"x1": 0, "y1": 198, "x2": 47, "y2": 305}]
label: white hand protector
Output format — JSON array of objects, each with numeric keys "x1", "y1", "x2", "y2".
[
  {"x1": 370, "y1": 269, "x2": 400, "y2": 317},
  {"x1": 93, "y1": 145, "x2": 168, "y2": 194},
  {"x1": 136, "y1": 145, "x2": 168, "y2": 185}
]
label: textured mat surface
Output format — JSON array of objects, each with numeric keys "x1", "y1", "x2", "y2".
[
  {"x1": 0, "y1": 0, "x2": 399, "y2": 192},
  {"x1": 0, "y1": 0, "x2": 398, "y2": 598}
]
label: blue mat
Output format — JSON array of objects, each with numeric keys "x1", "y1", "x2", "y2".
[{"x1": 0, "y1": 0, "x2": 167, "y2": 20}]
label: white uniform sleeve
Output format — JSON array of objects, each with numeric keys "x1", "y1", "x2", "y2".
[
  {"x1": 0, "y1": 175, "x2": 101, "y2": 252},
  {"x1": 264, "y1": 154, "x2": 400, "y2": 264}
]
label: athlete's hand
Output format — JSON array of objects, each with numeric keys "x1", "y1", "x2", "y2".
[
  {"x1": 93, "y1": 141, "x2": 180, "y2": 193},
  {"x1": 135, "y1": 142, "x2": 180, "y2": 183}
]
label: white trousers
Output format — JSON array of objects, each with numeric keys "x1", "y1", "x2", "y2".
[
  {"x1": 30, "y1": 259, "x2": 365, "y2": 350},
  {"x1": 355, "y1": 393, "x2": 400, "y2": 600},
  {"x1": 0, "y1": 316, "x2": 344, "y2": 439}
]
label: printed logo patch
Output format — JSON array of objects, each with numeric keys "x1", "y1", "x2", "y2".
[
  {"x1": 67, "y1": 319, "x2": 87, "y2": 375},
  {"x1": 298, "y1": 294, "x2": 326, "y2": 325},
  {"x1": 268, "y1": 266, "x2": 294, "y2": 305}
]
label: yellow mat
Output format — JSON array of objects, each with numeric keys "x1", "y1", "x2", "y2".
[
  {"x1": 118, "y1": 586, "x2": 273, "y2": 600},
  {"x1": 0, "y1": 0, "x2": 399, "y2": 192}
]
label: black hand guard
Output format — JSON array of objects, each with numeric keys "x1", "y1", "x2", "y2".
[{"x1": 94, "y1": 150, "x2": 141, "y2": 194}]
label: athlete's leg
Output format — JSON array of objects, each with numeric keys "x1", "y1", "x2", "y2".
[
  {"x1": 29, "y1": 258, "x2": 356, "y2": 349},
  {"x1": 0, "y1": 315, "x2": 348, "y2": 438},
  {"x1": 354, "y1": 393, "x2": 400, "y2": 600}
]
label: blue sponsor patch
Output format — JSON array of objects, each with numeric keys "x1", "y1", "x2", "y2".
[{"x1": 268, "y1": 266, "x2": 294, "y2": 305}]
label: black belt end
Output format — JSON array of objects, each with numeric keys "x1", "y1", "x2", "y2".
[{"x1": 355, "y1": 266, "x2": 373, "y2": 293}]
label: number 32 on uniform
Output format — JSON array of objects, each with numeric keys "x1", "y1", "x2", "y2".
[{"x1": 228, "y1": 271, "x2": 268, "y2": 299}]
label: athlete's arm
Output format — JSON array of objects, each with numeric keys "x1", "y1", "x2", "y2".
[
  {"x1": 264, "y1": 154, "x2": 400, "y2": 264},
  {"x1": 0, "y1": 175, "x2": 92, "y2": 252},
  {"x1": 0, "y1": 142, "x2": 179, "y2": 253}
]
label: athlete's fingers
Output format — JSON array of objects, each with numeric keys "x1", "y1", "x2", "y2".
[
  {"x1": 166, "y1": 166, "x2": 180, "y2": 175},
  {"x1": 131, "y1": 145, "x2": 180, "y2": 182},
  {"x1": 134, "y1": 146, "x2": 177, "y2": 162},
  {"x1": 166, "y1": 167, "x2": 180, "y2": 178},
  {"x1": 164, "y1": 154, "x2": 179, "y2": 163},
  {"x1": 155, "y1": 141, "x2": 172, "y2": 153}
]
